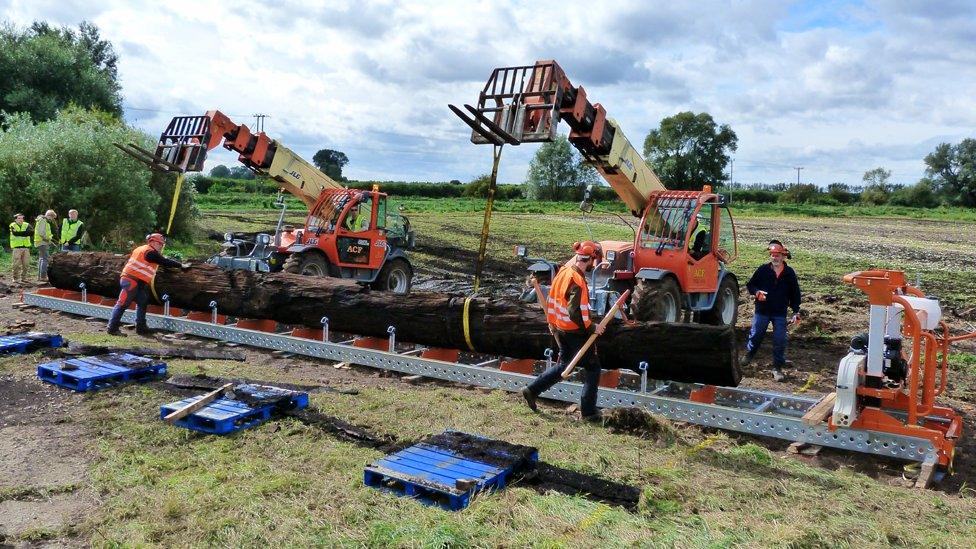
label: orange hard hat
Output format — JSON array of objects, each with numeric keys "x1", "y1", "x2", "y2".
[
  {"x1": 573, "y1": 240, "x2": 602, "y2": 260},
  {"x1": 146, "y1": 233, "x2": 166, "y2": 247},
  {"x1": 768, "y1": 242, "x2": 788, "y2": 255}
]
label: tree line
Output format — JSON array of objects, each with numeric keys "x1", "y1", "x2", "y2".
[{"x1": 520, "y1": 111, "x2": 975, "y2": 208}]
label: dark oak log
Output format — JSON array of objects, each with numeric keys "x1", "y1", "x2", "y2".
[{"x1": 48, "y1": 252, "x2": 741, "y2": 386}]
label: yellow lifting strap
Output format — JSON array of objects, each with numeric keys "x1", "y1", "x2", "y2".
[
  {"x1": 165, "y1": 173, "x2": 184, "y2": 235},
  {"x1": 149, "y1": 273, "x2": 161, "y2": 304},
  {"x1": 462, "y1": 297, "x2": 476, "y2": 352}
]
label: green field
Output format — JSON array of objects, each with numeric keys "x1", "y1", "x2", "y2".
[{"x1": 3, "y1": 197, "x2": 976, "y2": 546}]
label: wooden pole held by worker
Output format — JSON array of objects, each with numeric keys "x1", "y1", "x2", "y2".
[{"x1": 561, "y1": 290, "x2": 630, "y2": 380}]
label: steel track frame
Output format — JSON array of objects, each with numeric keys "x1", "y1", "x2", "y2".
[{"x1": 24, "y1": 292, "x2": 939, "y2": 466}]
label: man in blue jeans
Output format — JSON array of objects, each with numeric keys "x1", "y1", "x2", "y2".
[{"x1": 744, "y1": 241, "x2": 803, "y2": 381}]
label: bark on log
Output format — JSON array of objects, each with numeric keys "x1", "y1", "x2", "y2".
[{"x1": 48, "y1": 252, "x2": 741, "y2": 386}]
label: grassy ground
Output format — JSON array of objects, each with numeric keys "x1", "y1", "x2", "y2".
[
  {"x1": 3, "y1": 348, "x2": 976, "y2": 547},
  {"x1": 4, "y1": 197, "x2": 976, "y2": 546}
]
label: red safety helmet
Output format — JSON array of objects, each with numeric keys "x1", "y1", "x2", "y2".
[
  {"x1": 573, "y1": 240, "x2": 602, "y2": 261},
  {"x1": 768, "y1": 242, "x2": 788, "y2": 256},
  {"x1": 146, "y1": 233, "x2": 166, "y2": 247}
]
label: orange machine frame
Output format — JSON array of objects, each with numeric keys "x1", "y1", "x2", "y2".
[
  {"x1": 631, "y1": 189, "x2": 736, "y2": 295},
  {"x1": 830, "y1": 270, "x2": 973, "y2": 467}
]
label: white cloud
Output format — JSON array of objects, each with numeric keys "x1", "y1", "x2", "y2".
[{"x1": 2, "y1": 0, "x2": 973, "y2": 186}]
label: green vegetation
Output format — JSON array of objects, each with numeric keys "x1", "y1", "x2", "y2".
[
  {"x1": 643, "y1": 111, "x2": 738, "y2": 189},
  {"x1": 524, "y1": 134, "x2": 599, "y2": 200},
  {"x1": 0, "y1": 20, "x2": 121, "y2": 123},
  {"x1": 3, "y1": 353, "x2": 975, "y2": 547}
]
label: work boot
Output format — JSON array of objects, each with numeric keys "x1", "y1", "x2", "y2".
[
  {"x1": 772, "y1": 367, "x2": 786, "y2": 382},
  {"x1": 106, "y1": 328, "x2": 127, "y2": 337},
  {"x1": 135, "y1": 325, "x2": 153, "y2": 336},
  {"x1": 581, "y1": 410, "x2": 603, "y2": 423},
  {"x1": 521, "y1": 387, "x2": 538, "y2": 412}
]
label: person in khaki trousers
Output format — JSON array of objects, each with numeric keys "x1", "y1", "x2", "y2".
[
  {"x1": 9, "y1": 213, "x2": 32, "y2": 285},
  {"x1": 34, "y1": 209, "x2": 57, "y2": 281}
]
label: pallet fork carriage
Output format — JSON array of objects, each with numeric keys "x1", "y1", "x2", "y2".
[{"x1": 23, "y1": 268, "x2": 973, "y2": 487}]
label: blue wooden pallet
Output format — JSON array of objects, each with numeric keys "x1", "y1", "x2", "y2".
[
  {"x1": 364, "y1": 433, "x2": 539, "y2": 511},
  {"x1": 160, "y1": 384, "x2": 309, "y2": 435},
  {"x1": 37, "y1": 353, "x2": 166, "y2": 392},
  {"x1": 0, "y1": 332, "x2": 63, "y2": 354}
]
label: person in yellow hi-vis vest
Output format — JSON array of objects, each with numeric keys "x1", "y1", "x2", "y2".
[
  {"x1": 106, "y1": 233, "x2": 188, "y2": 337},
  {"x1": 33, "y1": 209, "x2": 57, "y2": 280},
  {"x1": 60, "y1": 209, "x2": 86, "y2": 251},
  {"x1": 8, "y1": 213, "x2": 32, "y2": 285}
]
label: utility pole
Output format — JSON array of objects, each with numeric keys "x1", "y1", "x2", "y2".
[
  {"x1": 794, "y1": 166, "x2": 803, "y2": 185},
  {"x1": 253, "y1": 113, "x2": 269, "y2": 133},
  {"x1": 728, "y1": 157, "x2": 734, "y2": 203}
]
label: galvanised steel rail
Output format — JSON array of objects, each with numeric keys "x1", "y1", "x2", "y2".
[{"x1": 23, "y1": 291, "x2": 939, "y2": 467}]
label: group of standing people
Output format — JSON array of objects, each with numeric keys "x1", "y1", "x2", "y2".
[
  {"x1": 7, "y1": 209, "x2": 86, "y2": 285},
  {"x1": 522, "y1": 237, "x2": 803, "y2": 420}
]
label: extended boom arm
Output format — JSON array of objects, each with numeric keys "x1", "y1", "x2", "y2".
[{"x1": 117, "y1": 110, "x2": 342, "y2": 208}]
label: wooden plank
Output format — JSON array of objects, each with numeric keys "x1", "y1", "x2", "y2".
[
  {"x1": 163, "y1": 383, "x2": 233, "y2": 423},
  {"x1": 801, "y1": 392, "x2": 837, "y2": 426},
  {"x1": 914, "y1": 461, "x2": 936, "y2": 489},
  {"x1": 788, "y1": 442, "x2": 823, "y2": 456}
]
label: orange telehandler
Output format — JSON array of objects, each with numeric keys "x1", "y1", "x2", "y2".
[
  {"x1": 118, "y1": 110, "x2": 415, "y2": 293},
  {"x1": 452, "y1": 60, "x2": 739, "y2": 324}
]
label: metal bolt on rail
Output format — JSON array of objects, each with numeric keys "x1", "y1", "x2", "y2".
[
  {"x1": 209, "y1": 300, "x2": 218, "y2": 324},
  {"x1": 320, "y1": 316, "x2": 330, "y2": 342},
  {"x1": 161, "y1": 294, "x2": 170, "y2": 317},
  {"x1": 544, "y1": 347, "x2": 554, "y2": 369},
  {"x1": 387, "y1": 326, "x2": 396, "y2": 352},
  {"x1": 639, "y1": 361, "x2": 649, "y2": 393},
  {"x1": 78, "y1": 282, "x2": 86, "y2": 303}
]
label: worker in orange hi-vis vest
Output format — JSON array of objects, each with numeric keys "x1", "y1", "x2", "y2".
[
  {"x1": 522, "y1": 240, "x2": 606, "y2": 421},
  {"x1": 106, "y1": 233, "x2": 188, "y2": 337}
]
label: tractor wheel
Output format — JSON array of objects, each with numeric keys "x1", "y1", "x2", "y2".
[
  {"x1": 282, "y1": 253, "x2": 329, "y2": 276},
  {"x1": 701, "y1": 276, "x2": 740, "y2": 326},
  {"x1": 630, "y1": 277, "x2": 681, "y2": 323},
  {"x1": 372, "y1": 258, "x2": 412, "y2": 294}
]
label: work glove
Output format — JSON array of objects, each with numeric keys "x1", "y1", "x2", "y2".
[{"x1": 755, "y1": 290, "x2": 767, "y2": 302}]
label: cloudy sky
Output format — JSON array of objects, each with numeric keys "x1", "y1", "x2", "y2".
[{"x1": 3, "y1": 0, "x2": 974, "y2": 186}]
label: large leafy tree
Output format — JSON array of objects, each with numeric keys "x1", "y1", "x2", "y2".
[
  {"x1": 0, "y1": 21, "x2": 122, "y2": 123},
  {"x1": 524, "y1": 135, "x2": 598, "y2": 201},
  {"x1": 924, "y1": 139, "x2": 976, "y2": 206},
  {"x1": 642, "y1": 112, "x2": 737, "y2": 190},
  {"x1": 0, "y1": 108, "x2": 197, "y2": 245},
  {"x1": 312, "y1": 148, "x2": 349, "y2": 181}
]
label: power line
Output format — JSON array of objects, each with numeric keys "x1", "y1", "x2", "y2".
[{"x1": 794, "y1": 166, "x2": 803, "y2": 185}]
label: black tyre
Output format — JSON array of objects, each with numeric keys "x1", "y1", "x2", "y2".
[
  {"x1": 373, "y1": 258, "x2": 412, "y2": 294},
  {"x1": 630, "y1": 277, "x2": 681, "y2": 322},
  {"x1": 282, "y1": 253, "x2": 329, "y2": 276},
  {"x1": 701, "y1": 276, "x2": 739, "y2": 326}
]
